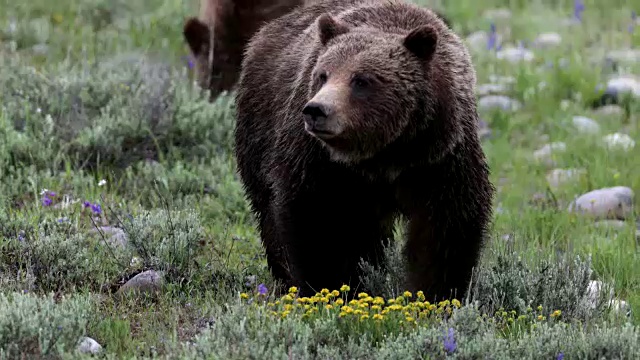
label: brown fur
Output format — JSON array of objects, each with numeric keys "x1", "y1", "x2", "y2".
[
  {"x1": 234, "y1": 0, "x2": 493, "y2": 301},
  {"x1": 183, "y1": 0, "x2": 307, "y2": 100},
  {"x1": 183, "y1": 0, "x2": 451, "y2": 102}
]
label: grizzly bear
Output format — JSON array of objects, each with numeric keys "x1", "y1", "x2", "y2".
[
  {"x1": 183, "y1": 0, "x2": 451, "y2": 102},
  {"x1": 234, "y1": 0, "x2": 494, "y2": 301}
]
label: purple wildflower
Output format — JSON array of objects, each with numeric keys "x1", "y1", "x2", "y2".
[
  {"x1": 557, "y1": 352, "x2": 564, "y2": 360},
  {"x1": 83, "y1": 201, "x2": 91, "y2": 208},
  {"x1": 574, "y1": 0, "x2": 584, "y2": 21},
  {"x1": 18, "y1": 231, "x2": 25, "y2": 242},
  {"x1": 184, "y1": 55, "x2": 195, "y2": 69},
  {"x1": 90, "y1": 203, "x2": 102, "y2": 215},
  {"x1": 443, "y1": 327, "x2": 457, "y2": 354},
  {"x1": 487, "y1": 23, "x2": 497, "y2": 50},
  {"x1": 42, "y1": 196, "x2": 52, "y2": 207},
  {"x1": 258, "y1": 283, "x2": 268, "y2": 296}
]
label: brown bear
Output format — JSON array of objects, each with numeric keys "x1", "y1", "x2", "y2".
[
  {"x1": 182, "y1": 0, "x2": 306, "y2": 101},
  {"x1": 183, "y1": 0, "x2": 451, "y2": 102},
  {"x1": 234, "y1": 0, "x2": 494, "y2": 301}
]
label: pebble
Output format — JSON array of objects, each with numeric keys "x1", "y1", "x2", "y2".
[
  {"x1": 533, "y1": 32, "x2": 562, "y2": 49},
  {"x1": 77, "y1": 337, "x2": 102, "y2": 355},
  {"x1": 606, "y1": 49, "x2": 640, "y2": 66},
  {"x1": 116, "y1": 270, "x2": 164, "y2": 298},
  {"x1": 604, "y1": 76, "x2": 640, "y2": 99},
  {"x1": 546, "y1": 168, "x2": 585, "y2": 189},
  {"x1": 593, "y1": 104, "x2": 624, "y2": 117},
  {"x1": 478, "y1": 95, "x2": 521, "y2": 112},
  {"x1": 477, "y1": 83, "x2": 510, "y2": 96},
  {"x1": 602, "y1": 133, "x2": 635, "y2": 151},
  {"x1": 533, "y1": 142, "x2": 567, "y2": 166},
  {"x1": 568, "y1": 186, "x2": 634, "y2": 220},
  {"x1": 466, "y1": 31, "x2": 503, "y2": 52},
  {"x1": 482, "y1": 8, "x2": 512, "y2": 21},
  {"x1": 90, "y1": 226, "x2": 128, "y2": 248},
  {"x1": 571, "y1": 116, "x2": 600, "y2": 134},
  {"x1": 496, "y1": 46, "x2": 535, "y2": 63},
  {"x1": 478, "y1": 119, "x2": 492, "y2": 140}
]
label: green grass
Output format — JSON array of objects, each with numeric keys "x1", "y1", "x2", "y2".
[{"x1": 0, "y1": 0, "x2": 639, "y2": 358}]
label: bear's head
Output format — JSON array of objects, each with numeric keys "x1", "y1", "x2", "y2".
[
  {"x1": 183, "y1": 17, "x2": 213, "y2": 91},
  {"x1": 302, "y1": 13, "x2": 448, "y2": 164}
]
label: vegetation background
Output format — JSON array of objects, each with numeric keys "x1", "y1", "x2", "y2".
[{"x1": 0, "y1": 0, "x2": 639, "y2": 358}]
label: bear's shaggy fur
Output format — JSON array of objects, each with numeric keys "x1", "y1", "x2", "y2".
[
  {"x1": 234, "y1": 0, "x2": 494, "y2": 300},
  {"x1": 183, "y1": 0, "x2": 306, "y2": 100}
]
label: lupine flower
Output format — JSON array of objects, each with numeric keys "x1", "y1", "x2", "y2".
[
  {"x1": 487, "y1": 23, "x2": 497, "y2": 50},
  {"x1": 574, "y1": 0, "x2": 584, "y2": 21},
  {"x1": 83, "y1": 201, "x2": 91, "y2": 208},
  {"x1": 258, "y1": 283, "x2": 268, "y2": 296},
  {"x1": 42, "y1": 196, "x2": 52, "y2": 206},
  {"x1": 557, "y1": 352, "x2": 564, "y2": 360},
  {"x1": 443, "y1": 327, "x2": 457, "y2": 354},
  {"x1": 184, "y1": 55, "x2": 195, "y2": 69},
  {"x1": 90, "y1": 203, "x2": 102, "y2": 215}
]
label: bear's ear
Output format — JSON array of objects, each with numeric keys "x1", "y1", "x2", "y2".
[
  {"x1": 317, "y1": 13, "x2": 350, "y2": 46},
  {"x1": 403, "y1": 25, "x2": 439, "y2": 61},
  {"x1": 183, "y1": 17, "x2": 210, "y2": 56}
]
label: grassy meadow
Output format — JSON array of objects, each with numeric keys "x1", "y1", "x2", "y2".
[{"x1": 0, "y1": 0, "x2": 639, "y2": 358}]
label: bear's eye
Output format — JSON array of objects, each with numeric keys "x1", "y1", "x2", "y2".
[
  {"x1": 350, "y1": 74, "x2": 372, "y2": 90},
  {"x1": 317, "y1": 72, "x2": 328, "y2": 85}
]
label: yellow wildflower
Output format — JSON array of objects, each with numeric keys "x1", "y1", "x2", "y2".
[
  {"x1": 284, "y1": 304, "x2": 293, "y2": 311},
  {"x1": 331, "y1": 290, "x2": 340, "y2": 297},
  {"x1": 240, "y1": 293, "x2": 249, "y2": 299},
  {"x1": 358, "y1": 292, "x2": 369, "y2": 299},
  {"x1": 371, "y1": 305, "x2": 381, "y2": 311},
  {"x1": 537, "y1": 315, "x2": 545, "y2": 321},
  {"x1": 550, "y1": 310, "x2": 562, "y2": 318},
  {"x1": 403, "y1": 291, "x2": 413, "y2": 298},
  {"x1": 339, "y1": 312, "x2": 347, "y2": 318},
  {"x1": 406, "y1": 316, "x2": 415, "y2": 323},
  {"x1": 320, "y1": 288, "x2": 330, "y2": 295},
  {"x1": 325, "y1": 304, "x2": 333, "y2": 310},
  {"x1": 282, "y1": 294, "x2": 293, "y2": 302},
  {"x1": 360, "y1": 314, "x2": 369, "y2": 321},
  {"x1": 416, "y1": 291, "x2": 425, "y2": 301},
  {"x1": 335, "y1": 299, "x2": 344, "y2": 306},
  {"x1": 281, "y1": 310, "x2": 290, "y2": 318},
  {"x1": 349, "y1": 299, "x2": 359, "y2": 306},
  {"x1": 452, "y1": 299, "x2": 461, "y2": 308},
  {"x1": 387, "y1": 299, "x2": 396, "y2": 305},
  {"x1": 373, "y1": 297, "x2": 385, "y2": 305},
  {"x1": 537, "y1": 305, "x2": 543, "y2": 312},
  {"x1": 340, "y1": 285, "x2": 350, "y2": 292},
  {"x1": 304, "y1": 305, "x2": 311, "y2": 310},
  {"x1": 288, "y1": 286, "x2": 298, "y2": 294},
  {"x1": 373, "y1": 314, "x2": 384, "y2": 320}
]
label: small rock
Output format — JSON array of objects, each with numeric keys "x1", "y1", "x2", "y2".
[
  {"x1": 568, "y1": 186, "x2": 634, "y2": 220},
  {"x1": 90, "y1": 226, "x2": 128, "y2": 248},
  {"x1": 609, "y1": 299, "x2": 632, "y2": 317},
  {"x1": 594, "y1": 104, "x2": 624, "y2": 117},
  {"x1": 116, "y1": 270, "x2": 164, "y2": 297},
  {"x1": 478, "y1": 95, "x2": 521, "y2": 112},
  {"x1": 584, "y1": 280, "x2": 615, "y2": 310},
  {"x1": 571, "y1": 116, "x2": 600, "y2": 134},
  {"x1": 606, "y1": 49, "x2": 640, "y2": 66},
  {"x1": 533, "y1": 32, "x2": 562, "y2": 48},
  {"x1": 488, "y1": 75, "x2": 516, "y2": 85},
  {"x1": 594, "y1": 219, "x2": 628, "y2": 231},
  {"x1": 477, "y1": 83, "x2": 510, "y2": 96},
  {"x1": 496, "y1": 46, "x2": 534, "y2": 63},
  {"x1": 77, "y1": 337, "x2": 102, "y2": 355},
  {"x1": 478, "y1": 119, "x2": 492, "y2": 140},
  {"x1": 533, "y1": 142, "x2": 567, "y2": 166},
  {"x1": 482, "y1": 8, "x2": 512, "y2": 21},
  {"x1": 546, "y1": 168, "x2": 585, "y2": 189},
  {"x1": 603, "y1": 133, "x2": 635, "y2": 151}
]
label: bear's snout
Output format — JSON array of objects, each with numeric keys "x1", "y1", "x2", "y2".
[{"x1": 302, "y1": 101, "x2": 337, "y2": 138}]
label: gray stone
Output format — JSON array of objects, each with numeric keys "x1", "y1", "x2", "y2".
[
  {"x1": 533, "y1": 142, "x2": 567, "y2": 166},
  {"x1": 546, "y1": 168, "x2": 585, "y2": 189},
  {"x1": 603, "y1": 133, "x2": 635, "y2": 151},
  {"x1": 571, "y1": 116, "x2": 600, "y2": 134},
  {"x1": 477, "y1": 83, "x2": 510, "y2": 96},
  {"x1": 568, "y1": 186, "x2": 634, "y2": 220},
  {"x1": 496, "y1": 46, "x2": 534, "y2": 63},
  {"x1": 90, "y1": 226, "x2": 128, "y2": 248},
  {"x1": 77, "y1": 337, "x2": 102, "y2": 355},
  {"x1": 116, "y1": 270, "x2": 164, "y2": 297},
  {"x1": 478, "y1": 95, "x2": 521, "y2": 112},
  {"x1": 594, "y1": 105, "x2": 624, "y2": 117},
  {"x1": 533, "y1": 32, "x2": 562, "y2": 48}
]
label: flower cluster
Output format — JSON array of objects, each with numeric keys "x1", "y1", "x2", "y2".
[{"x1": 241, "y1": 285, "x2": 463, "y2": 326}]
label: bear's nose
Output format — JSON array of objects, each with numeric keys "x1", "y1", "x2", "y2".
[{"x1": 302, "y1": 102, "x2": 329, "y2": 127}]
